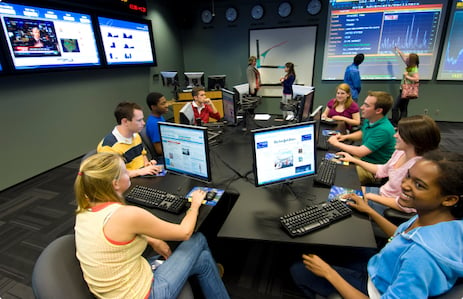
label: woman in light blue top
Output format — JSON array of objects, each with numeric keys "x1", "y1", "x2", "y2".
[{"x1": 291, "y1": 150, "x2": 463, "y2": 298}]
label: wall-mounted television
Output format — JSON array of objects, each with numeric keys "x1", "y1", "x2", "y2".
[
  {"x1": 322, "y1": 0, "x2": 448, "y2": 80},
  {"x1": 97, "y1": 16, "x2": 156, "y2": 66},
  {"x1": 0, "y1": 1, "x2": 101, "y2": 71},
  {"x1": 437, "y1": 0, "x2": 463, "y2": 80}
]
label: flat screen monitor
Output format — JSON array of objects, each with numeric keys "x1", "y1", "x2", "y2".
[
  {"x1": 251, "y1": 121, "x2": 317, "y2": 187},
  {"x1": 184, "y1": 72, "x2": 204, "y2": 88},
  {"x1": 0, "y1": 1, "x2": 101, "y2": 71},
  {"x1": 207, "y1": 75, "x2": 226, "y2": 90},
  {"x1": 309, "y1": 105, "x2": 324, "y2": 142},
  {"x1": 158, "y1": 122, "x2": 212, "y2": 183},
  {"x1": 97, "y1": 16, "x2": 156, "y2": 66},
  {"x1": 294, "y1": 89, "x2": 315, "y2": 122},
  {"x1": 160, "y1": 71, "x2": 178, "y2": 86},
  {"x1": 221, "y1": 88, "x2": 238, "y2": 126},
  {"x1": 322, "y1": 0, "x2": 448, "y2": 80},
  {"x1": 232, "y1": 83, "x2": 250, "y2": 107},
  {"x1": 437, "y1": 0, "x2": 463, "y2": 80}
]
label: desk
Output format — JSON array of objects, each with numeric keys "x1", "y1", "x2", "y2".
[
  {"x1": 130, "y1": 118, "x2": 376, "y2": 249},
  {"x1": 213, "y1": 121, "x2": 377, "y2": 248}
]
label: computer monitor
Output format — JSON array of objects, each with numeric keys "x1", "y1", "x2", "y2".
[
  {"x1": 221, "y1": 88, "x2": 238, "y2": 126},
  {"x1": 179, "y1": 102, "x2": 194, "y2": 125},
  {"x1": 208, "y1": 75, "x2": 226, "y2": 90},
  {"x1": 184, "y1": 72, "x2": 205, "y2": 88},
  {"x1": 160, "y1": 71, "x2": 178, "y2": 86},
  {"x1": 309, "y1": 105, "x2": 323, "y2": 142},
  {"x1": 296, "y1": 89, "x2": 315, "y2": 122},
  {"x1": 0, "y1": 1, "x2": 101, "y2": 72},
  {"x1": 251, "y1": 121, "x2": 317, "y2": 187},
  {"x1": 158, "y1": 122, "x2": 212, "y2": 183}
]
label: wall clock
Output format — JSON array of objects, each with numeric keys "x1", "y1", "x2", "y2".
[
  {"x1": 251, "y1": 4, "x2": 264, "y2": 20},
  {"x1": 225, "y1": 7, "x2": 238, "y2": 22},
  {"x1": 307, "y1": 0, "x2": 322, "y2": 15},
  {"x1": 201, "y1": 9, "x2": 213, "y2": 24},
  {"x1": 278, "y1": 1, "x2": 292, "y2": 18}
]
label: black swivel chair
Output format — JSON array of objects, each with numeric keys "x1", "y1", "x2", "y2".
[
  {"x1": 32, "y1": 234, "x2": 195, "y2": 299},
  {"x1": 140, "y1": 127, "x2": 158, "y2": 161}
]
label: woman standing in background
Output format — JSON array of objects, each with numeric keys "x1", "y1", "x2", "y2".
[
  {"x1": 391, "y1": 47, "x2": 420, "y2": 126},
  {"x1": 246, "y1": 56, "x2": 261, "y2": 96},
  {"x1": 280, "y1": 62, "x2": 296, "y2": 119}
]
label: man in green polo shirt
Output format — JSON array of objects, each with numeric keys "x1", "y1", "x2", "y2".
[{"x1": 328, "y1": 91, "x2": 395, "y2": 185}]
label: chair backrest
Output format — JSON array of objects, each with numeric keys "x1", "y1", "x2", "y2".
[
  {"x1": 81, "y1": 148, "x2": 97, "y2": 164},
  {"x1": 140, "y1": 127, "x2": 157, "y2": 160},
  {"x1": 32, "y1": 234, "x2": 95, "y2": 299},
  {"x1": 179, "y1": 102, "x2": 194, "y2": 125}
]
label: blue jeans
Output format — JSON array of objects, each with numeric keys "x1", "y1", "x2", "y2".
[
  {"x1": 365, "y1": 186, "x2": 389, "y2": 215},
  {"x1": 290, "y1": 261, "x2": 369, "y2": 298},
  {"x1": 147, "y1": 233, "x2": 229, "y2": 299}
]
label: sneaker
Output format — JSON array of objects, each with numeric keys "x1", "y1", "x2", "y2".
[{"x1": 216, "y1": 263, "x2": 224, "y2": 278}]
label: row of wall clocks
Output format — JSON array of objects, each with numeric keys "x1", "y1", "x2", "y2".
[{"x1": 200, "y1": 0, "x2": 322, "y2": 24}]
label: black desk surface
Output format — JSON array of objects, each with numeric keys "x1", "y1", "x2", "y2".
[
  {"x1": 212, "y1": 119, "x2": 377, "y2": 249},
  {"x1": 131, "y1": 117, "x2": 376, "y2": 249}
]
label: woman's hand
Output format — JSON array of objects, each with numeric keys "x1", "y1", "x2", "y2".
[
  {"x1": 302, "y1": 254, "x2": 333, "y2": 278},
  {"x1": 149, "y1": 239, "x2": 172, "y2": 259},
  {"x1": 336, "y1": 151, "x2": 354, "y2": 163},
  {"x1": 190, "y1": 189, "x2": 207, "y2": 209},
  {"x1": 342, "y1": 193, "x2": 371, "y2": 214}
]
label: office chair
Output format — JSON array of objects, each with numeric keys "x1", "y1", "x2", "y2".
[
  {"x1": 140, "y1": 127, "x2": 157, "y2": 160},
  {"x1": 32, "y1": 234, "x2": 195, "y2": 299},
  {"x1": 81, "y1": 148, "x2": 97, "y2": 164}
]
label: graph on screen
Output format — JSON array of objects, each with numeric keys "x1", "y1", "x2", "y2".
[
  {"x1": 437, "y1": 0, "x2": 463, "y2": 80},
  {"x1": 322, "y1": 0, "x2": 447, "y2": 80}
]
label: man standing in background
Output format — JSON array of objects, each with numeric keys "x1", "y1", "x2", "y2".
[{"x1": 344, "y1": 53, "x2": 364, "y2": 103}]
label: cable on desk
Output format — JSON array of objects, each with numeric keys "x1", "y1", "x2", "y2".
[{"x1": 211, "y1": 149, "x2": 245, "y2": 179}]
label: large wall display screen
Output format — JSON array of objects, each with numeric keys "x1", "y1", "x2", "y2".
[
  {"x1": 437, "y1": 0, "x2": 463, "y2": 80},
  {"x1": 322, "y1": 0, "x2": 447, "y2": 80},
  {"x1": 0, "y1": 1, "x2": 101, "y2": 71},
  {"x1": 97, "y1": 16, "x2": 155, "y2": 66}
]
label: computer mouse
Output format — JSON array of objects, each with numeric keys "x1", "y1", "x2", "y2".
[
  {"x1": 334, "y1": 154, "x2": 344, "y2": 159},
  {"x1": 206, "y1": 191, "x2": 217, "y2": 201}
]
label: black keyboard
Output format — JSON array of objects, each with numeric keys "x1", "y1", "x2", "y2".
[
  {"x1": 317, "y1": 135, "x2": 329, "y2": 150},
  {"x1": 125, "y1": 185, "x2": 187, "y2": 214},
  {"x1": 280, "y1": 200, "x2": 353, "y2": 237},
  {"x1": 314, "y1": 159, "x2": 337, "y2": 186}
]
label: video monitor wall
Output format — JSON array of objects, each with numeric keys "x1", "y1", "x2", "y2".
[
  {"x1": 97, "y1": 16, "x2": 156, "y2": 66},
  {"x1": 437, "y1": 0, "x2": 463, "y2": 80},
  {"x1": 0, "y1": 1, "x2": 101, "y2": 71},
  {"x1": 322, "y1": 0, "x2": 448, "y2": 80}
]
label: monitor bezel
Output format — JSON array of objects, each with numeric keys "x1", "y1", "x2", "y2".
[
  {"x1": 221, "y1": 87, "x2": 238, "y2": 126},
  {"x1": 207, "y1": 75, "x2": 226, "y2": 90},
  {"x1": 251, "y1": 121, "x2": 318, "y2": 187},
  {"x1": 158, "y1": 121, "x2": 212, "y2": 183}
]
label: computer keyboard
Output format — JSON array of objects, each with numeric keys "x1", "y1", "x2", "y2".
[
  {"x1": 314, "y1": 159, "x2": 337, "y2": 186},
  {"x1": 280, "y1": 200, "x2": 353, "y2": 237},
  {"x1": 125, "y1": 185, "x2": 187, "y2": 214},
  {"x1": 317, "y1": 135, "x2": 330, "y2": 150}
]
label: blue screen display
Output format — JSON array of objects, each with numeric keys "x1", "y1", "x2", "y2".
[
  {"x1": 437, "y1": 0, "x2": 463, "y2": 80},
  {"x1": 322, "y1": 0, "x2": 448, "y2": 80},
  {"x1": 0, "y1": 1, "x2": 101, "y2": 70},
  {"x1": 98, "y1": 16, "x2": 155, "y2": 66}
]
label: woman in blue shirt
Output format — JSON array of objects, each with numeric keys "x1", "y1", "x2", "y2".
[{"x1": 291, "y1": 150, "x2": 463, "y2": 298}]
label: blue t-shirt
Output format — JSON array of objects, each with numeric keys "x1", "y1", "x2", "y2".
[{"x1": 146, "y1": 114, "x2": 165, "y2": 143}]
